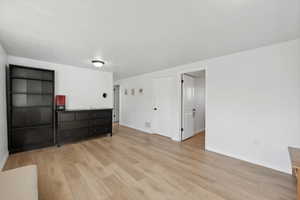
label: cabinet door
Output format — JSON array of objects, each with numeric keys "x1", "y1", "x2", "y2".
[
  {"x1": 58, "y1": 128, "x2": 90, "y2": 144},
  {"x1": 58, "y1": 120, "x2": 89, "y2": 130},
  {"x1": 58, "y1": 112, "x2": 75, "y2": 122},
  {"x1": 12, "y1": 109, "x2": 27, "y2": 128},
  {"x1": 26, "y1": 107, "x2": 52, "y2": 126},
  {"x1": 40, "y1": 107, "x2": 53, "y2": 124},
  {"x1": 11, "y1": 127, "x2": 54, "y2": 151}
]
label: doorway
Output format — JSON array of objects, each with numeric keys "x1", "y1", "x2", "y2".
[
  {"x1": 113, "y1": 85, "x2": 120, "y2": 123},
  {"x1": 181, "y1": 70, "x2": 206, "y2": 148}
]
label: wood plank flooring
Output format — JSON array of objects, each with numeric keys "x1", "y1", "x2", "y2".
[
  {"x1": 182, "y1": 131, "x2": 205, "y2": 149},
  {"x1": 4, "y1": 125, "x2": 297, "y2": 200}
]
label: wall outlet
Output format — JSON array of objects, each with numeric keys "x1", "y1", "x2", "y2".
[{"x1": 145, "y1": 122, "x2": 151, "y2": 128}]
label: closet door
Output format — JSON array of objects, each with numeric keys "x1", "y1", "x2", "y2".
[{"x1": 152, "y1": 77, "x2": 176, "y2": 138}]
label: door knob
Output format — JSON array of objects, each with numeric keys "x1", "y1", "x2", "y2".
[{"x1": 154, "y1": 108, "x2": 158, "y2": 111}]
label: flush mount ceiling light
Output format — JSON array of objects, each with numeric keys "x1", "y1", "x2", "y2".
[{"x1": 92, "y1": 59, "x2": 105, "y2": 68}]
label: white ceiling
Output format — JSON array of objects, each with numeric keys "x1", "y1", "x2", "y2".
[{"x1": 0, "y1": 0, "x2": 299, "y2": 80}]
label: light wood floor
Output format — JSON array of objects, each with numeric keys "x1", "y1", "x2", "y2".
[
  {"x1": 182, "y1": 131, "x2": 205, "y2": 149},
  {"x1": 4, "y1": 126, "x2": 296, "y2": 200}
]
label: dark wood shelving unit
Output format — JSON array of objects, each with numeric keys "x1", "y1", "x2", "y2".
[
  {"x1": 7, "y1": 65, "x2": 55, "y2": 153},
  {"x1": 13, "y1": 106, "x2": 53, "y2": 108},
  {"x1": 11, "y1": 92, "x2": 53, "y2": 95},
  {"x1": 11, "y1": 77, "x2": 54, "y2": 82}
]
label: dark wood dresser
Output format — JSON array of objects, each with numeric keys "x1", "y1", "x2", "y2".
[{"x1": 56, "y1": 109, "x2": 112, "y2": 146}]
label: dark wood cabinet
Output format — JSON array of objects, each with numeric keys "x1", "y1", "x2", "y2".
[
  {"x1": 6, "y1": 65, "x2": 112, "y2": 152},
  {"x1": 56, "y1": 109, "x2": 112, "y2": 145},
  {"x1": 11, "y1": 126, "x2": 54, "y2": 150},
  {"x1": 7, "y1": 65, "x2": 55, "y2": 153}
]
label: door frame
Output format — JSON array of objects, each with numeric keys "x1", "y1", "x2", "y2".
[
  {"x1": 113, "y1": 85, "x2": 120, "y2": 123},
  {"x1": 180, "y1": 69, "x2": 206, "y2": 142}
]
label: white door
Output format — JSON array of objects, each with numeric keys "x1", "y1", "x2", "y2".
[
  {"x1": 152, "y1": 77, "x2": 174, "y2": 138},
  {"x1": 113, "y1": 85, "x2": 120, "y2": 123},
  {"x1": 182, "y1": 74, "x2": 195, "y2": 140}
]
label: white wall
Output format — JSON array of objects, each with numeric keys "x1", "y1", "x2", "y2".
[
  {"x1": 118, "y1": 76, "x2": 155, "y2": 133},
  {"x1": 205, "y1": 39, "x2": 300, "y2": 174},
  {"x1": 0, "y1": 43, "x2": 8, "y2": 170},
  {"x1": 194, "y1": 76, "x2": 205, "y2": 133},
  {"x1": 8, "y1": 56, "x2": 113, "y2": 110},
  {"x1": 116, "y1": 38, "x2": 300, "y2": 173}
]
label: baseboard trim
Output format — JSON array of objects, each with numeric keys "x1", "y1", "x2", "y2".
[
  {"x1": 0, "y1": 151, "x2": 9, "y2": 171},
  {"x1": 119, "y1": 124, "x2": 152, "y2": 134},
  {"x1": 171, "y1": 137, "x2": 181, "y2": 142},
  {"x1": 119, "y1": 124, "x2": 179, "y2": 142},
  {"x1": 205, "y1": 146, "x2": 290, "y2": 175},
  {"x1": 195, "y1": 128, "x2": 205, "y2": 135}
]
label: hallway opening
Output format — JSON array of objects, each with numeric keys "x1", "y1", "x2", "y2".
[{"x1": 181, "y1": 70, "x2": 206, "y2": 149}]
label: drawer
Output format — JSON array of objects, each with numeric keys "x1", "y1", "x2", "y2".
[
  {"x1": 11, "y1": 127, "x2": 54, "y2": 149},
  {"x1": 76, "y1": 112, "x2": 90, "y2": 120},
  {"x1": 58, "y1": 112, "x2": 75, "y2": 122},
  {"x1": 91, "y1": 110, "x2": 112, "y2": 119},
  {"x1": 90, "y1": 126, "x2": 111, "y2": 135},
  {"x1": 58, "y1": 128, "x2": 90, "y2": 143},
  {"x1": 58, "y1": 120, "x2": 89, "y2": 130},
  {"x1": 90, "y1": 118, "x2": 111, "y2": 127}
]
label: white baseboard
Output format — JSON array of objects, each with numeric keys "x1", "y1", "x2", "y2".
[
  {"x1": 205, "y1": 146, "x2": 290, "y2": 175},
  {"x1": 0, "y1": 151, "x2": 9, "y2": 171},
  {"x1": 171, "y1": 137, "x2": 181, "y2": 142},
  {"x1": 195, "y1": 128, "x2": 205, "y2": 134},
  {"x1": 119, "y1": 123, "x2": 153, "y2": 134},
  {"x1": 119, "y1": 123, "x2": 181, "y2": 142}
]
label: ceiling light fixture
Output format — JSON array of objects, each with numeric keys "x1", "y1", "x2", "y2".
[{"x1": 92, "y1": 59, "x2": 105, "y2": 68}]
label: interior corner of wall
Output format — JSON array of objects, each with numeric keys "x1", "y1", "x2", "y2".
[
  {"x1": 171, "y1": 135, "x2": 181, "y2": 142},
  {"x1": 0, "y1": 151, "x2": 9, "y2": 171}
]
